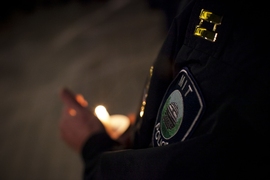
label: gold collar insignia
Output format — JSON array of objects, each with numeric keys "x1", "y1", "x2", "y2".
[{"x1": 194, "y1": 9, "x2": 223, "y2": 42}]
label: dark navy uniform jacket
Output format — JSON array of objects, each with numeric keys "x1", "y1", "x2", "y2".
[{"x1": 82, "y1": 0, "x2": 270, "y2": 179}]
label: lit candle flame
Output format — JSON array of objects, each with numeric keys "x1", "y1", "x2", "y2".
[{"x1": 95, "y1": 105, "x2": 110, "y2": 123}]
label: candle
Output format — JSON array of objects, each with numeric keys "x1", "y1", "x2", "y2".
[{"x1": 95, "y1": 105, "x2": 130, "y2": 139}]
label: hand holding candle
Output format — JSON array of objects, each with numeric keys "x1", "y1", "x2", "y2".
[
  {"x1": 59, "y1": 88, "x2": 131, "y2": 152},
  {"x1": 59, "y1": 88, "x2": 105, "y2": 152}
]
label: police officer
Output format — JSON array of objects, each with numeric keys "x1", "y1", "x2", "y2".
[{"x1": 59, "y1": 0, "x2": 270, "y2": 179}]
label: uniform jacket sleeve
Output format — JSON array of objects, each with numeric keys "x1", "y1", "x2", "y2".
[{"x1": 81, "y1": 0, "x2": 270, "y2": 179}]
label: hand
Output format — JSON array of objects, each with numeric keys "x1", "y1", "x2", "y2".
[
  {"x1": 59, "y1": 88, "x2": 105, "y2": 153},
  {"x1": 116, "y1": 113, "x2": 136, "y2": 148}
]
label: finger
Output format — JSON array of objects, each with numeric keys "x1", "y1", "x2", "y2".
[
  {"x1": 76, "y1": 94, "x2": 88, "y2": 107},
  {"x1": 68, "y1": 108, "x2": 77, "y2": 116},
  {"x1": 60, "y1": 106, "x2": 75, "y2": 120},
  {"x1": 60, "y1": 88, "x2": 82, "y2": 110}
]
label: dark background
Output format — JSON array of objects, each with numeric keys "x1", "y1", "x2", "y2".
[{"x1": 0, "y1": 0, "x2": 166, "y2": 179}]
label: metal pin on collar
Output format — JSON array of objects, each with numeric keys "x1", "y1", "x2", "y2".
[{"x1": 194, "y1": 9, "x2": 223, "y2": 42}]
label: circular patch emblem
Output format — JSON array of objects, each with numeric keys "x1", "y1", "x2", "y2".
[{"x1": 160, "y1": 90, "x2": 183, "y2": 139}]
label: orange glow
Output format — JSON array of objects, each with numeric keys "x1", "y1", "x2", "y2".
[
  {"x1": 76, "y1": 94, "x2": 88, "y2": 107},
  {"x1": 127, "y1": 113, "x2": 136, "y2": 125},
  {"x1": 68, "y1": 108, "x2": 77, "y2": 116}
]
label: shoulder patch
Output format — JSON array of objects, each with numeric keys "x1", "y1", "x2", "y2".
[{"x1": 152, "y1": 68, "x2": 205, "y2": 146}]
